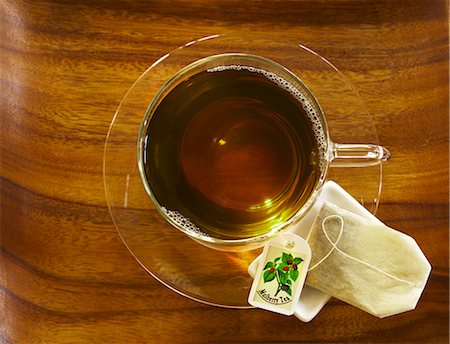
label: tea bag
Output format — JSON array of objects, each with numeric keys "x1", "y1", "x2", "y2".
[{"x1": 306, "y1": 201, "x2": 431, "y2": 318}]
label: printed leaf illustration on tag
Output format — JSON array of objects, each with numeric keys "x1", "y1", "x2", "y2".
[
  {"x1": 248, "y1": 234, "x2": 311, "y2": 316},
  {"x1": 262, "y1": 252, "x2": 303, "y2": 297}
]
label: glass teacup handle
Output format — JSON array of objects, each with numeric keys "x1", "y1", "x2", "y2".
[{"x1": 329, "y1": 142, "x2": 391, "y2": 167}]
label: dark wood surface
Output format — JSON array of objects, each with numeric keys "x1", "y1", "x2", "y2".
[{"x1": 1, "y1": 1, "x2": 448, "y2": 343}]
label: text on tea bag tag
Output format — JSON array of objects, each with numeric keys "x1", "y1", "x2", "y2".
[{"x1": 248, "y1": 234, "x2": 311, "y2": 316}]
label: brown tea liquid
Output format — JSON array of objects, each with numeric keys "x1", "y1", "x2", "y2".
[{"x1": 143, "y1": 66, "x2": 321, "y2": 239}]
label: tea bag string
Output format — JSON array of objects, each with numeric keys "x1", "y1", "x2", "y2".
[{"x1": 308, "y1": 215, "x2": 416, "y2": 288}]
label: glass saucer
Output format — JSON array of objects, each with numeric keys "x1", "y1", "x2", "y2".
[{"x1": 103, "y1": 34, "x2": 383, "y2": 308}]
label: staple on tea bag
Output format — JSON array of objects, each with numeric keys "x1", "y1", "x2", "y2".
[{"x1": 305, "y1": 201, "x2": 431, "y2": 318}]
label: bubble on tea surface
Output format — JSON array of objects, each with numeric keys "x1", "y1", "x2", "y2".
[
  {"x1": 161, "y1": 206, "x2": 210, "y2": 237},
  {"x1": 207, "y1": 65, "x2": 326, "y2": 173}
]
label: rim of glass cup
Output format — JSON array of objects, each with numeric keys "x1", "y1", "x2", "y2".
[{"x1": 137, "y1": 52, "x2": 331, "y2": 248}]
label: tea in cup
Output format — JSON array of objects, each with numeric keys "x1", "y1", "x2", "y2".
[{"x1": 138, "y1": 53, "x2": 389, "y2": 251}]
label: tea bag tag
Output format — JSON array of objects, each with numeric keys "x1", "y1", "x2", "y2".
[{"x1": 248, "y1": 233, "x2": 311, "y2": 316}]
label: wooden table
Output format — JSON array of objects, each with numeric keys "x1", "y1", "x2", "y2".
[{"x1": 1, "y1": 1, "x2": 448, "y2": 342}]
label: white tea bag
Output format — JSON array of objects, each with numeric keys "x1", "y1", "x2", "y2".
[{"x1": 306, "y1": 201, "x2": 431, "y2": 318}]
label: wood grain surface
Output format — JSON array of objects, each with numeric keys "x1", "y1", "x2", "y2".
[{"x1": 1, "y1": 0, "x2": 448, "y2": 343}]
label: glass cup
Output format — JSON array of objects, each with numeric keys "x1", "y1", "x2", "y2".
[{"x1": 137, "y1": 52, "x2": 390, "y2": 251}]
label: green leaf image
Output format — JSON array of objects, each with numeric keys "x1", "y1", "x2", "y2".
[
  {"x1": 286, "y1": 286, "x2": 292, "y2": 296},
  {"x1": 282, "y1": 252, "x2": 293, "y2": 264},
  {"x1": 286, "y1": 279, "x2": 292, "y2": 285},
  {"x1": 294, "y1": 257, "x2": 303, "y2": 265},
  {"x1": 263, "y1": 270, "x2": 276, "y2": 282},
  {"x1": 290, "y1": 269, "x2": 299, "y2": 282},
  {"x1": 264, "y1": 261, "x2": 274, "y2": 270},
  {"x1": 278, "y1": 270, "x2": 288, "y2": 284},
  {"x1": 277, "y1": 262, "x2": 288, "y2": 271},
  {"x1": 274, "y1": 257, "x2": 281, "y2": 262}
]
